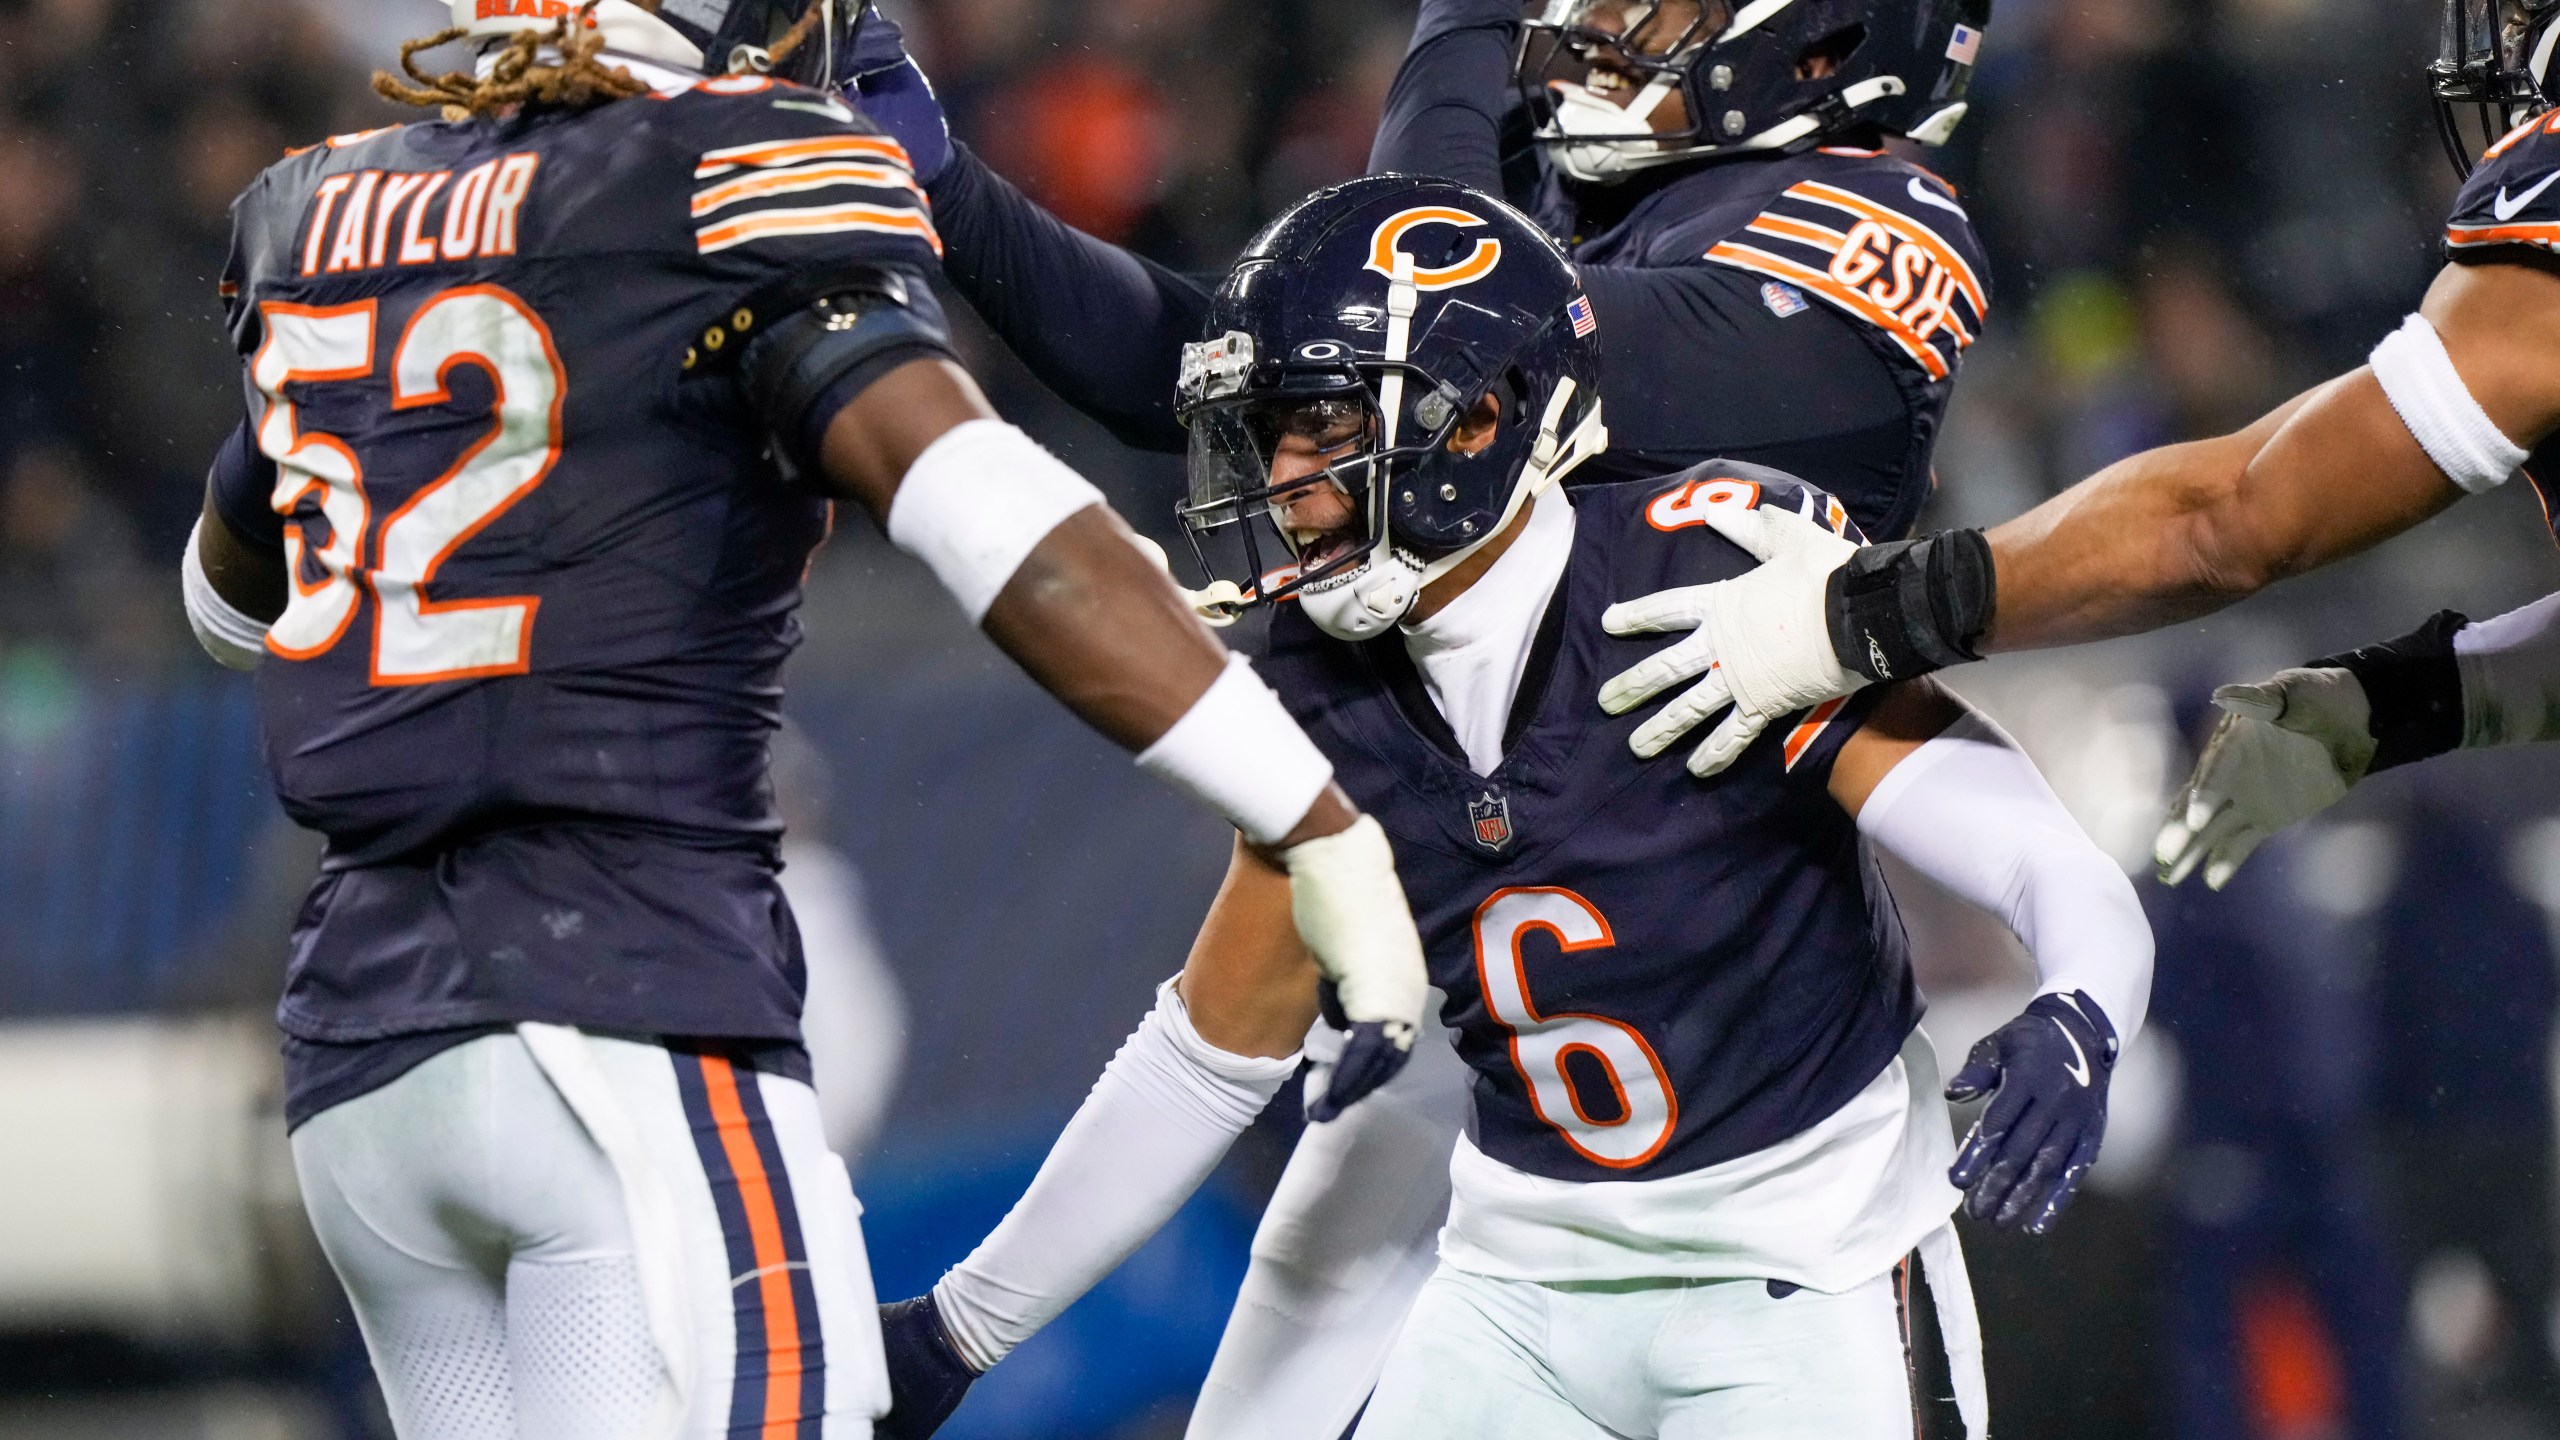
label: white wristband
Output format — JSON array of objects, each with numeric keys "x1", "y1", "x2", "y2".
[
  {"x1": 1138, "y1": 652, "x2": 1333, "y2": 846},
  {"x1": 885, "y1": 419, "x2": 1106, "y2": 622},
  {"x1": 182, "y1": 520, "x2": 270, "y2": 671},
  {"x1": 2369, "y1": 313, "x2": 2527, "y2": 493}
]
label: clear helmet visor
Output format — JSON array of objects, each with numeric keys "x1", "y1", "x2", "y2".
[{"x1": 1178, "y1": 394, "x2": 1388, "y2": 604}]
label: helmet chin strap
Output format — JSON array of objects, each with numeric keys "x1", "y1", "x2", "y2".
[{"x1": 1300, "y1": 255, "x2": 1426, "y2": 642}]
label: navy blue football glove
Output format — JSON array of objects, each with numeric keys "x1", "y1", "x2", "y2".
[
  {"x1": 1307, "y1": 977, "x2": 1416, "y2": 1123},
  {"x1": 1944, "y1": 991, "x2": 2117, "y2": 1235},
  {"x1": 877, "y1": 1294, "x2": 979, "y2": 1440},
  {"x1": 843, "y1": 2, "x2": 953, "y2": 184}
]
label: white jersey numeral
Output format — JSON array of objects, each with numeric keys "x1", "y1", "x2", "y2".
[
  {"x1": 1472, "y1": 886, "x2": 1678, "y2": 1168},
  {"x1": 249, "y1": 285, "x2": 562, "y2": 683},
  {"x1": 253, "y1": 302, "x2": 376, "y2": 659},
  {"x1": 376, "y1": 287, "x2": 561, "y2": 683}
]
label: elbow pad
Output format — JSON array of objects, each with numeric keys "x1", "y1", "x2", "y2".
[
  {"x1": 710, "y1": 264, "x2": 956, "y2": 470},
  {"x1": 182, "y1": 520, "x2": 270, "y2": 671}
]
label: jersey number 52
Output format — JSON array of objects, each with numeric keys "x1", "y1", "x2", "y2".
[
  {"x1": 1474, "y1": 887, "x2": 1677, "y2": 1168},
  {"x1": 251, "y1": 285, "x2": 562, "y2": 684}
]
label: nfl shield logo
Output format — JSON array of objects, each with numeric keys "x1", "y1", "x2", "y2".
[{"x1": 1467, "y1": 790, "x2": 1514, "y2": 853}]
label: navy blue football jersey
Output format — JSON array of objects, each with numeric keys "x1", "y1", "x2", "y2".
[
  {"x1": 218, "y1": 77, "x2": 939, "y2": 1045},
  {"x1": 2448, "y1": 116, "x2": 2560, "y2": 541},
  {"x1": 1534, "y1": 148, "x2": 1990, "y2": 537},
  {"x1": 1254, "y1": 465, "x2": 1918, "y2": 1183}
]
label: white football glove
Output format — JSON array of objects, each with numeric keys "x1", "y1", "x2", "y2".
[
  {"x1": 1277, "y1": 815, "x2": 1428, "y2": 1119},
  {"x1": 2153, "y1": 667, "x2": 2376, "y2": 890},
  {"x1": 1598, "y1": 502, "x2": 1867, "y2": 777}
]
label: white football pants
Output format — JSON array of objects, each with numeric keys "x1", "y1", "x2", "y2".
[
  {"x1": 1357, "y1": 1261, "x2": 1934, "y2": 1440},
  {"x1": 290, "y1": 1026, "x2": 887, "y2": 1440},
  {"x1": 1189, "y1": 1008, "x2": 1472, "y2": 1440}
]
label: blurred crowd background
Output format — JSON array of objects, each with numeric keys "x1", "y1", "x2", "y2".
[{"x1": 6, "y1": 0, "x2": 2560, "y2": 1436}]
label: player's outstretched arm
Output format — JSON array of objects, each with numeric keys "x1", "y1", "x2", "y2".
[
  {"x1": 1829, "y1": 683, "x2": 2155, "y2": 1234},
  {"x1": 810, "y1": 349, "x2": 1425, "y2": 1075},
  {"x1": 839, "y1": 11, "x2": 1208, "y2": 453},
  {"x1": 2155, "y1": 589, "x2": 2560, "y2": 889},
  {"x1": 1368, "y1": 0, "x2": 1523, "y2": 191},
  {"x1": 878, "y1": 841, "x2": 1335, "y2": 1437},
  {"x1": 1594, "y1": 254, "x2": 2560, "y2": 774}
]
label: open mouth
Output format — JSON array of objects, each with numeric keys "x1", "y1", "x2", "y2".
[{"x1": 1291, "y1": 524, "x2": 1365, "y2": 576}]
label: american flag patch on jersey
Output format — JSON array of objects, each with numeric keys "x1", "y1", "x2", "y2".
[
  {"x1": 1567, "y1": 296, "x2": 1597, "y2": 337},
  {"x1": 1946, "y1": 24, "x2": 1982, "y2": 63}
]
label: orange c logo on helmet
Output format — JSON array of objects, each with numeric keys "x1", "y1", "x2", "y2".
[{"x1": 1365, "y1": 206, "x2": 1503, "y2": 291}]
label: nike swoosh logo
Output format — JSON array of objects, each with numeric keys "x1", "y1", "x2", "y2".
[
  {"x1": 2056, "y1": 1019, "x2": 2091, "y2": 1087},
  {"x1": 2495, "y1": 171, "x2": 2560, "y2": 219},
  {"x1": 1906, "y1": 177, "x2": 1970, "y2": 221}
]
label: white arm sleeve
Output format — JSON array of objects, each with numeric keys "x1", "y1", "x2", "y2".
[
  {"x1": 1855, "y1": 711, "x2": 2155, "y2": 1047},
  {"x1": 885, "y1": 418, "x2": 1105, "y2": 623},
  {"x1": 1191, "y1": 1014, "x2": 1470, "y2": 1440},
  {"x1": 182, "y1": 519, "x2": 270, "y2": 671},
  {"x1": 930, "y1": 980, "x2": 1298, "y2": 1372},
  {"x1": 2457, "y1": 591, "x2": 2560, "y2": 747}
]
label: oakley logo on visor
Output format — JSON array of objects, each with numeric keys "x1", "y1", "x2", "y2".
[{"x1": 1365, "y1": 206, "x2": 1503, "y2": 291}]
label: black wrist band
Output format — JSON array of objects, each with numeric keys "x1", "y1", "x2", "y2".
[
  {"x1": 1825, "y1": 528, "x2": 1996, "y2": 682},
  {"x1": 2311, "y1": 609, "x2": 2468, "y2": 772}
]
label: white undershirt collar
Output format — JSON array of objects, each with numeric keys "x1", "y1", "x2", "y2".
[{"x1": 1398, "y1": 486, "x2": 1577, "y2": 775}]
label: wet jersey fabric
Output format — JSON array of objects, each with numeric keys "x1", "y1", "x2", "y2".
[
  {"x1": 2448, "y1": 114, "x2": 2560, "y2": 541},
  {"x1": 216, "y1": 71, "x2": 940, "y2": 1065},
  {"x1": 1252, "y1": 465, "x2": 1918, "y2": 1183}
]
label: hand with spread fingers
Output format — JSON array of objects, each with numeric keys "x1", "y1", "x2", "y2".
[
  {"x1": 1945, "y1": 991, "x2": 2118, "y2": 1235},
  {"x1": 2153, "y1": 666, "x2": 2375, "y2": 891},
  {"x1": 1597, "y1": 501, "x2": 1866, "y2": 777}
]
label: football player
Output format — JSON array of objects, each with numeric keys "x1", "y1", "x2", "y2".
[
  {"x1": 845, "y1": 0, "x2": 1992, "y2": 539},
  {"x1": 878, "y1": 179, "x2": 2153, "y2": 1440},
  {"x1": 176, "y1": 3, "x2": 1431, "y2": 1435},
  {"x1": 845, "y1": 3, "x2": 2001, "y2": 1425},
  {"x1": 1568, "y1": 0, "x2": 2560, "y2": 886}
]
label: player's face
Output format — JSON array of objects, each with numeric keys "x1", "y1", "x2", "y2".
[
  {"x1": 1260, "y1": 399, "x2": 1373, "y2": 572},
  {"x1": 1544, "y1": 0, "x2": 1724, "y2": 135}
]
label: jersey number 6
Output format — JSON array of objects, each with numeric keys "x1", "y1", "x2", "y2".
[
  {"x1": 252, "y1": 285, "x2": 562, "y2": 684},
  {"x1": 1473, "y1": 887, "x2": 1677, "y2": 1168}
]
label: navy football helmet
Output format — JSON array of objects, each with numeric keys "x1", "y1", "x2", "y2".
[
  {"x1": 1515, "y1": 0, "x2": 1992, "y2": 183},
  {"x1": 1175, "y1": 176, "x2": 1608, "y2": 641},
  {"x1": 2433, "y1": 0, "x2": 2560, "y2": 174}
]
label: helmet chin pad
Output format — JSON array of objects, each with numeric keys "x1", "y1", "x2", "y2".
[{"x1": 1298, "y1": 550, "x2": 1425, "y2": 641}]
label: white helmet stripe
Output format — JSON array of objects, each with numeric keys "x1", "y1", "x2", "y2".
[{"x1": 1720, "y1": 0, "x2": 1800, "y2": 43}]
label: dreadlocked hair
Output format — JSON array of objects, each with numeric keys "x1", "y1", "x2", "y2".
[{"x1": 374, "y1": 3, "x2": 649, "y2": 121}]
